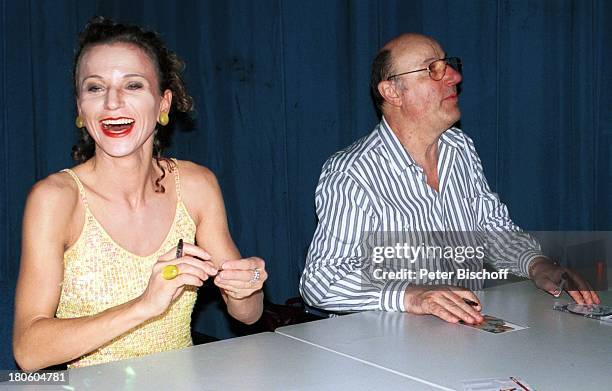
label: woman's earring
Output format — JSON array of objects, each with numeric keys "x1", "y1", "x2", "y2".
[
  {"x1": 158, "y1": 112, "x2": 169, "y2": 126},
  {"x1": 75, "y1": 116, "x2": 85, "y2": 128}
]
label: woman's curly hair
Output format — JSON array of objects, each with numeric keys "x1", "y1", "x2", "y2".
[{"x1": 72, "y1": 16, "x2": 193, "y2": 192}]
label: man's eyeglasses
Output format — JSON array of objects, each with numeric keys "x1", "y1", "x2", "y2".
[{"x1": 387, "y1": 57, "x2": 462, "y2": 81}]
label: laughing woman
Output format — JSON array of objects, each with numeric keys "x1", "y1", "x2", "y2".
[{"x1": 13, "y1": 17, "x2": 267, "y2": 370}]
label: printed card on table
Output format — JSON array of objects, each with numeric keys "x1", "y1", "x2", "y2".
[
  {"x1": 461, "y1": 376, "x2": 535, "y2": 391},
  {"x1": 459, "y1": 314, "x2": 527, "y2": 334}
]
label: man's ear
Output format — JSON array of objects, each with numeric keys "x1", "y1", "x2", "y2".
[{"x1": 378, "y1": 80, "x2": 403, "y2": 108}]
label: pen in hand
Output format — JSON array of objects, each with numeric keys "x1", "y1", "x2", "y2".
[
  {"x1": 463, "y1": 298, "x2": 479, "y2": 307},
  {"x1": 175, "y1": 239, "x2": 184, "y2": 259},
  {"x1": 161, "y1": 239, "x2": 184, "y2": 280},
  {"x1": 459, "y1": 298, "x2": 484, "y2": 324},
  {"x1": 554, "y1": 272, "x2": 569, "y2": 297}
]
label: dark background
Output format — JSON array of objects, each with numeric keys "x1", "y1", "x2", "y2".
[{"x1": 1, "y1": 0, "x2": 610, "y2": 370}]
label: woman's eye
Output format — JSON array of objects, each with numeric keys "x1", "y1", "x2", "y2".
[{"x1": 127, "y1": 82, "x2": 143, "y2": 90}]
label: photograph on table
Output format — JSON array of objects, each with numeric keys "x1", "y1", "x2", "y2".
[{"x1": 459, "y1": 314, "x2": 528, "y2": 334}]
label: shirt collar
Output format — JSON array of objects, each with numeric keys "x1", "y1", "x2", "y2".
[
  {"x1": 377, "y1": 116, "x2": 417, "y2": 171},
  {"x1": 377, "y1": 116, "x2": 463, "y2": 172},
  {"x1": 439, "y1": 127, "x2": 463, "y2": 149}
]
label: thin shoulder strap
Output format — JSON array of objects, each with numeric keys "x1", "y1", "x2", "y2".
[
  {"x1": 61, "y1": 169, "x2": 89, "y2": 208},
  {"x1": 170, "y1": 158, "x2": 182, "y2": 201}
]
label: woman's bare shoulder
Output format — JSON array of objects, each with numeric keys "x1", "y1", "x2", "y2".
[
  {"x1": 173, "y1": 160, "x2": 224, "y2": 224},
  {"x1": 174, "y1": 159, "x2": 220, "y2": 194},
  {"x1": 25, "y1": 171, "x2": 81, "y2": 223}
]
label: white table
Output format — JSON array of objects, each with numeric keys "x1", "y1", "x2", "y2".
[
  {"x1": 2, "y1": 332, "x2": 439, "y2": 390},
  {"x1": 277, "y1": 282, "x2": 612, "y2": 390}
]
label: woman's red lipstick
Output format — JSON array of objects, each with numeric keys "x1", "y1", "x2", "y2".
[{"x1": 99, "y1": 117, "x2": 135, "y2": 138}]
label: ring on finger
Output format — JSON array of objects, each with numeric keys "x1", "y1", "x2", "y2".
[
  {"x1": 162, "y1": 265, "x2": 180, "y2": 280},
  {"x1": 249, "y1": 268, "x2": 261, "y2": 283}
]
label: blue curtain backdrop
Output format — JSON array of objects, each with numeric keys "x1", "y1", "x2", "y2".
[{"x1": 1, "y1": 0, "x2": 610, "y2": 369}]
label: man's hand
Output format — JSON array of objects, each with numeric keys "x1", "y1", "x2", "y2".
[
  {"x1": 404, "y1": 285, "x2": 484, "y2": 324},
  {"x1": 529, "y1": 257, "x2": 600, "y2": 305}
]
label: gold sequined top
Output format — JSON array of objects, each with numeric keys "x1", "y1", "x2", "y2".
[{"x1": 56, "y1": 159, "x2": 197, "y2": 368}]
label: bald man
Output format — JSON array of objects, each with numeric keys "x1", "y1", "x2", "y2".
[{"x1": 300, "y1": 33, "x2": 599, "y2": 324}]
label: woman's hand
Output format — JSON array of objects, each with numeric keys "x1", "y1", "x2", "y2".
[
  {"x1": 137, "y1": 242, "x2": 218, "y2": 318},
  {"x1": 214, "y1": 257, "x2": 267, "y2": 300}
]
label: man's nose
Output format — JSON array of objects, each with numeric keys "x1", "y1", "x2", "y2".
[
  {"x1": 444, "y1": 65, "x2": 462, "y2": 85},
  {"x1": 105, "y1": 88, "x2": 124, "y2": 110}
]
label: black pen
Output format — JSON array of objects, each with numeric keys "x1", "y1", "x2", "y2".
[
  {"x1": 554, "y1": 272, "x2": 569, "y2": 297},
  {"x1": 510, "y1": 376, "x2": 530, "y2": 391},
  {"x1": 175, "y1": 239, "x2": 184, "y2": 259},
  {"x1": 463, "y1": 298, "x2": 479, "y2": 307}
]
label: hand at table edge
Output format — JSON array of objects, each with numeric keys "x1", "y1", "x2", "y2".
[
  {"x1": 528, "y1": 257, "x2": 601, "y2": 305},
  {"x1": 403, "y1": 285, "x2": 484, "y2": 325}
]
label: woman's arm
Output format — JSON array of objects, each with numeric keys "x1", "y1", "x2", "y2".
[{"x1": 182, "y1": 162, "x2": 266, "y2": 324}]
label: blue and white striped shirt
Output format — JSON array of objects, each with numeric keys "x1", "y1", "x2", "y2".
[{"x1": 300, "y1": 118, "x2": 542, "y2": 312}]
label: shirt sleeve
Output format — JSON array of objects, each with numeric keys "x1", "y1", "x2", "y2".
[
  {"x1": 462, "y1": 134, "x2": 543, "y2": 277},
  {"x1": 299, "y1": 166, "x2": 409, "y2": 312}
]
